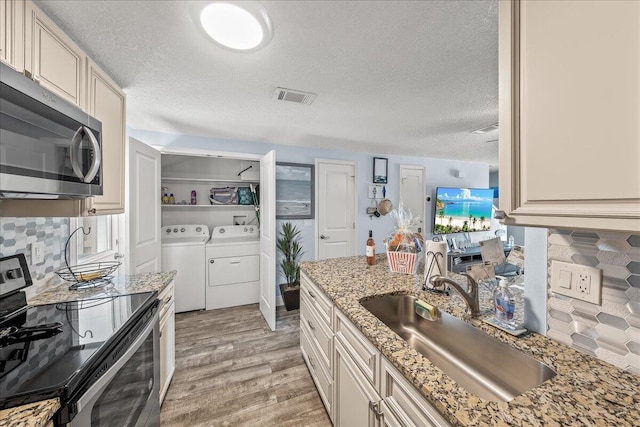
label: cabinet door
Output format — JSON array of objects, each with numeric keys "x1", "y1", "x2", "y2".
[
  {"x1": 334, "y1": 339, "x2": 380, "y2": 427},
  {"x1": 86, "y1": 60, "x2": 126, "y2": 215},
  {"x1": 159, "y1": 302, "x2": 175, "y2": 404},
  {"x1": 499, "y1": 0, "x2": 640, "y2": 232},
  {"x1": 24, "y1": 0, "x2": 85, "y2": 108},
  {"x1": 380, "y1": 358, "x2": 449, "y2": 427},
  {"x1": 0, "y1": 0, "x2": 24, "y2": 70}
]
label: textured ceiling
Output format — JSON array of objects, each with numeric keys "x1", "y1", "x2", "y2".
[{"x1": 35, "y1": 0, "x2": 499, "y2": 166}]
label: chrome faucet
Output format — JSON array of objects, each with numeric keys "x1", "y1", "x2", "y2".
[{"x1": 427, "y1": 274, "x2": 481, "y2": 318}]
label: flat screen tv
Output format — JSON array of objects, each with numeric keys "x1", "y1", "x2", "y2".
[{"x1": 433, "y1": 187, "x2": 494, "y2": 234}]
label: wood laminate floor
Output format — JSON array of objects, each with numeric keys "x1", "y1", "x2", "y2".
[{"x1": 160, "y1": 304, "x2": 331, "y2": 427}]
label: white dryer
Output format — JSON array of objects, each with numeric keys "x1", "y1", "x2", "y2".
[
  {"x1": 206, "y1": 225, "x2": 260, "y2": 310},
  {"x1": 161, "y1": 224, "x2": 209, "y2": 313}
]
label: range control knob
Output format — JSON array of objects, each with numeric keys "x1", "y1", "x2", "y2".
[
  {"x1": 173, "y1": 228, "x2": 178, "y2": 233},
  {"x1": 219, "y1": 228, "x2": 225, "y2": 234},
  {"x1": 249, "y1": 227, "x2": 254, "y2": 232},
  {"x1": 244, "y1": 227, "x2": 248, "y2": 232},
  {"x1": 166, "y1": 229, "x2": 171, "y2": 233},
  {"x1": 180, "y1": 227, "x2": 186, "y2": 232},
  {"x1": 196, "y1": 227, "x2": 202, "y2": 233}
]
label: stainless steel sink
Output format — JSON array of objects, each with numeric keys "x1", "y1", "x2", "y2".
[{"x1": 361, "y1": 294, "x2": 556, "y2": 402}]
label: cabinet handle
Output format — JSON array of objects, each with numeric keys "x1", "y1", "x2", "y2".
[
  {"x1": 369, "y1": 401, "x2": 384, "y2": 421},
  {"x1": 308, "y1": 356, "x2": 316, "y2": 370},
  {"x1": 308, "y1": 290, "x2": 316, "y2": 299},
  {"x1": 87, "y1": 208, "x2": 97, "y2": 215},
  {"x1": 320, "y1": 234, "x2": 329, "y2": 240},
  {"x1": 209, "y1": 259, "x2": 215, "y2": 264},
  {"x1": 307, "y1": 319, "x2": 315, "y2": 330},
  {"x1": 114, "y1": 253, "x2": 125, "y2": 260}
]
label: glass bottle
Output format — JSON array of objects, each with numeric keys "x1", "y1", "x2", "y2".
[{"x1": 366, "y1": 230, "x2": 375, "y2": 265}]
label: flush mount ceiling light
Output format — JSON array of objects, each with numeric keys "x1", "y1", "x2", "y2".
[{"x1": 188, "y1": 1, "x2": 273, "y2": 52}]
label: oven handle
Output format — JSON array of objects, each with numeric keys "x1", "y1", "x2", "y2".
[{"x1": 74, "y1": 311, "x2": 158, "y2": 415}]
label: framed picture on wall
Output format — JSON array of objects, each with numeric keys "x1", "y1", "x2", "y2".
[
  {"x1": 276, "y1": 162, "x2": 314, "y2": 219},
  {"x1": 373, "y1": 157, "x2": 388, "y2": 183}
]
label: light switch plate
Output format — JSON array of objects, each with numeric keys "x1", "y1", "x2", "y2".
[{"x1": 550, "y1": 260, "x2": 602, "y2": 304}]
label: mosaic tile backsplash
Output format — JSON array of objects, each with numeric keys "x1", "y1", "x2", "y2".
[
  {"x1": 0, "y1": 218, "x2": 70, "y2": 294},
  {"x1": 547, "y1": 229, "x2": 640, "y2": 374}
]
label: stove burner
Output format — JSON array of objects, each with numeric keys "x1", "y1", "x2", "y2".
[{"x1": 0, "y1": 323, "x2": 64, "y2": 348}]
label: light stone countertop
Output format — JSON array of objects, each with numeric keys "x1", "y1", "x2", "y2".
[
  {"x1": 301, "y1": 255, "x2": 640, "y2": 427},
  {"x1": 2, "y1": 271, "x2": 176, "y2": 426},
  {"x1": 0, "y1": 399, "x2": 59, "y2": 427},
  {"x1": 28, "y1": 270, "x2": 177, "y2": 306}
]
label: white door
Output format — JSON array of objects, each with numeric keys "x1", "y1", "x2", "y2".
[
  {"x1": 259, "y1": 150, "x2": 276, "y2": 331},
  {"x1": 127, "y1": 137, "x2": 161, "y2": 274},
  {"x1": 399, "y1": 165, "x2": 426, "y2": 233},
  {"x1": 316, "y1": 160, "x2": 356, "y2": 260}
]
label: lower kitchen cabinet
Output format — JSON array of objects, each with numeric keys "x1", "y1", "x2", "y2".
[
  {"x1": 159, "y1": 280, "x2": 175, "y2": 404},
  {"x1": 300, "y1": 273, "x2": 451, "y2": 427},
  {"x1": 380, "y1": 358, "x2": 449, "y2": 427},
  {"x1": 334, "y1": 338, "x2": 380, "y2": 426}
]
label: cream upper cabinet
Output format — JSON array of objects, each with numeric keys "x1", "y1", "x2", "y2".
[
  {"x1": 86, "y1": 60, "x2": 126, "y2": 215},
  {"x1": 24, "y1": 0, "x2": 85, "y2": 109},
  {"x1": 0, "y1": 0, "x2": 24, "y2": 70},
  {"x1": 1, "y1": 1, "x2": 126, "y2": 217},
  {"x1": 499, "y1": 0, "x2": 640, "y2": 232}
]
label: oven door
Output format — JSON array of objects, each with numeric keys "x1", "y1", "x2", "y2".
[{"x1": 68, "y1": 312, "x2": 160, "y2": 427}]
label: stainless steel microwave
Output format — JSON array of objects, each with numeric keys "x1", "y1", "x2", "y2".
[{"x1": 0, "y1": 62, "x2": 103, "y2": 199}]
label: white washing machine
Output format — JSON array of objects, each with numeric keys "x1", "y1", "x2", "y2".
[
  {"x1": 206, "y1": 225, "x2": 260, "y2": 310},
  {"x1": 161, "y1": 224, "x2": 210, "y2": 313}
]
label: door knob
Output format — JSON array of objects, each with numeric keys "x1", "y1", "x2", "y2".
[{"x1": 320, "y1": 234, "x2": 329, "y2": 240}]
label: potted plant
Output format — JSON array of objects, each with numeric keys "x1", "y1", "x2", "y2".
[{"x1": 277, "y1": 221, "x2": 304, "y2": 311}]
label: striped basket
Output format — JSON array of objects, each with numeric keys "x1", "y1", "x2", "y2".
[{"x1": 386, "y1": 250, "x2": 418, "y2": 274}]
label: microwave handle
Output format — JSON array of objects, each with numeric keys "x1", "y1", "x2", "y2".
[
  {"x1": 70, "y1": 126, "x2": 102, "y2": 183},
  {"x1": 70, "y1": 126, "x2": 85, "y2": 181},
  {"x1": 83, "y1": 127, "x2": 101, "y2": 183}
]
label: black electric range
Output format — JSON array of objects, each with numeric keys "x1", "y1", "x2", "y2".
[{"x1": 0, "y1": 254, "x2": 159, "y2": 425}]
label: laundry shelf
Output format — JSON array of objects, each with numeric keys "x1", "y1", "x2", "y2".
[
  {"x1": 161, "y1": 177, "x2": 259, "y2": 185},
  {"x1": 161, "y1": 204, "x2": 256, "y2": 209}
]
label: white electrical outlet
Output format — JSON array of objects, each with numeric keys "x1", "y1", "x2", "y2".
[
  {"x1": 31, "y1": 242, "x2": 46, "y2": 265},
  {"x1": 551, "y1": 260, "x2": 602, "y2": 304}
]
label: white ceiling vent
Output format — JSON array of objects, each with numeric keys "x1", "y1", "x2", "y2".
[
  {"x1": 273, "y1": 87, "x2": 317, "y2": 105},
  {"x1": 471, "y1": 123, "x2": 499, "y2": 134}
]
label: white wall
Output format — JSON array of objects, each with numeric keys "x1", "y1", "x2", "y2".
[{"x1": 129, "y1": 128, "x2": 490, "y2": 283}]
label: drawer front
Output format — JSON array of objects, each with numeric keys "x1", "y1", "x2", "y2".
[
  {"x1": 300, "y1": 272, "x2": 333, "y2": 328},
  {"x1": 301, "y1": 324, "x2": 333, "y2": 415},
  {"x1": 159, "y1": 281, "x2": 175, "y2": 318},
  {"x1": 335, "y1": 310, "x2": 379, "y2": 389},
  {"x1": 301, "y1": 292, "x2": 333, "y2": 371},
  {"x1": 381, "y1": 359, "x2": 450, "y2": 427},
  {"x1": 209, "y1": 255, "x2": 259, "y2": 286}
]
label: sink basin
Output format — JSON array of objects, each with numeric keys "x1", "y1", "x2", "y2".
[{"x1": 361, "y1": 294, "x2": 556, "y2": 402}]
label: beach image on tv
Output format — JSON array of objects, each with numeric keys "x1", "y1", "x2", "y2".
[{"x1": 434, "y1": 187, "x2": 494, "y2": 234}]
